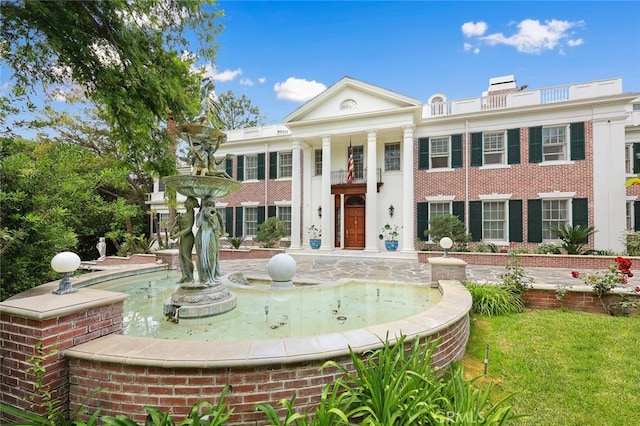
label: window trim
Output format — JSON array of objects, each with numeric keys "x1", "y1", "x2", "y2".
[
  {"x1": 429, "y1": 136, "x2": 451, "y2": 169},
  {"x1": 277, "y1": 151, "x2": 293, "y2": 179},
  {"x1": 542, "y1": 124, "x2": 569, "y2": 162},
  {"x1": 384, "y1": 142, "x2": 401, "y2": 172},
  {"x1": 482, "y1": 131, "x2": 506, "y2": 166},
  {"x1": 245, "y1": 154, "x2": 258, "y2": 181}
]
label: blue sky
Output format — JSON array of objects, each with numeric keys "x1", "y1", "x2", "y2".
[
  {"x1": 206, "y1": 0, "x2": 640, "y2": 124},
  {"x1": 2, "y1": 1, "x2": 639, "y2": 132}
]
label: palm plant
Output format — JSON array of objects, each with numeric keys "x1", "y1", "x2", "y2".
[{"x1": 550, "y1": 224, "x2": 597, "y2": 255}]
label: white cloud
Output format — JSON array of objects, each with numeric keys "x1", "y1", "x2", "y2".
[
  {"x1": 211, "y1": 68, "x2": 243, "y2": 82},
  {"x1": 463, "y1": 42, "x2": 480, "y2": 54},
  {"x1": 462, "y1": 21, "x2": 488, "y2": 37},
  {"x1": 463, "y1": 43, "x2": 472, "y2": 51},
  {"x1": 567, "y1": 38, "x2": 584, "y2": 47},
  {"x1": 473, "y1": 47, "x2": 480, "y2": 54},
  {"x1": 258, "y1": 77, "x2": 266, "y2": 84},
  {"x1": 240, "y1": 78, "x2": 254, "y2": 86},
  {"x1": 481, "y1": 18, "x2": 585, "y2": 54},
  {"x1": 47, "y1": 88, "x2": 69, "y2": 103},
  {"x1": 274, "y1": 77, "x2": 326, "y2": 102}
]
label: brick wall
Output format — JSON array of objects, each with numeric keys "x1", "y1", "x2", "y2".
[
  {"x1": 0, "y1": 303, "x2": 124, "y2": 422},
  {"x1": 523, "y1": 289, "x2": 639, "y2": 315},
  {"x1": 67, "y1": 316, "x2": 469, "y2": 425}
]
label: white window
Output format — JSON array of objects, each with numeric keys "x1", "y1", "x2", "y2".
[
  {"x1": 627, "y1": 201, "x2": 634, "y2": 231},
  {"x1": 625, "y1": 144, "x2": 634, "y2": 175},
  {"x1": 217, "y1": 208, "x2": 227, "y2": 234},
  {"x1": 158, "y1": 213, "x2": 170, "y2": 235},
  {"x1": 352, "y1": 145, "x2": 364, "y2": 179},
  {"x1": 484, "y1": 132, "x2": 505, "y2": 165},
  {"x1": 483, "y1": 201, "x2": 506, "y2": 240},
  {"x1": 278, "y1": 206, "x2": 292, "y2": 234},
  {"x1": 542, "y1": 126, "x2": 567, "y2": 161},
  {"x1": 430, "y1": 137, "x2": 450, "y2": 169},
  {"x1": 384, "y1": 142, "x2": 401, "y2": 171},
  {"x1": 279, "y1": 152, "x2": 292, "y2": 178},
  {"x1": 245, "y1": 155, "x2": 258, "y2": 180},
  {"x1": 314, "y1": 149, "x2": 322, "y2": 176},
  {"x1": 244, "y1": 207, "x2": 258, "y2": 236},
  {"x1": 429, "y1": 202, "x2": 451, "y2": 221},
  {"x1": 542, "y1": 199, "x2": 569, "y2": 240}
]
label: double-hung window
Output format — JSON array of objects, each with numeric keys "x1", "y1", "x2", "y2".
[
  {"x1": 314, "y1": 149, "x2": 322, "y2": 176},
  {"x1": 483, "y1": 201, "x2": 506, "y2": 240},
  {"x1": 384, "y1": 142, "x2": 401, "y2": 171},
  {"x1": 245, "y1": 155, "x2": 258, "y2": 180},
  {"x1": 244, "y1": 207, "x2": 258, "y2": 237},
  {"x1": 278, "y1": 152, "x2": 292, "y2": 178},
  {"x1": 483, "y1": 132, "x2": 505, "y2": 165},
  {"x1": 542, "y1": 126, "x2": 567, "y2": 161},
  {"x1": 542, "y1": 199, "x2": 569, "y2": 240},
  {"x1": 277, "y1": 206, "x2": 292, "y2": 234},
  {"x1": 430, "y1": 137, "x2": 450, "y2": 169}
]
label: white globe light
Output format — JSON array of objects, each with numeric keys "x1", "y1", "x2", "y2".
[
  {"x1": 267, "y1": 253, "x2": 297, "y2": 282},
  {"x1": 51, "y1": 252, "x2": 81, "y2": 273},
  {"x1": 439, "y1": 237, "x2": 454, "y2": 250}
]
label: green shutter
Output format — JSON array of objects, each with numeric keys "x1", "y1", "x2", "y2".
[
  {"x1": 236, "y1": 155, "x2": 244, "y2": 181},
  {"x1": 470, "y1": 133, "x2": 483, "y2": 167},
  {"x1": 417, "y1": 202, "x2": 429, "y2": 240},
  {"x1": 469, "y1": 201, "x2": 482, "y2": 242},
  {"x1": 268, "y1": 206, "x2": 276, "y2": 217},
  {"x1": 269, "y1": 152, "x2": 278, "y2": 179},
  {"x1": 572, "y1": 198, "x2": 588, "y2": 227},
  {"x1": 570, "y1": 122, "x2": 585, "y2": 161},
  {"x1": 418, "y1": 138, "x2": 429, "y2": 170},
  {"x1": 452, "y1": 201, "x2": 465, "y2": 224},
  {"x1": 508, "y1": 199, "x2": 523, "y2": 242},
  {"x1": 225, "y1": 159, "x2": 233, "y2": 178},
  {"x1": 633, "y1": 143, "x2": 640, "y2": 174},
  {"x1": 527, "y1": 199, "x2": 542, "y2": 243},
  {"x1": 451, "y1": 134, "x2": 463, "y2": 168},
  {"x1": 257, "y1": 207, "x2": 265, "y2": 225},
  {"x1": 528, "y1": 126, "x2": 542, "y2": 163},
  {"x1": 225, "y1": 207, "x2": 233, "y2": 237},
  {"x1": 507, "y1": 128, "x2": 521, "y2": 164},
  {"x1": 235, "y1": 207, "x2": 243, "y2": 237},
  {"x1": 257, "y1": 153, "x2": 265, "y2": 180}
]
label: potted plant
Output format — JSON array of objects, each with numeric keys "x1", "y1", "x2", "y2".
[
  {"x1": 379, "y1": 223, "x2": 400, "y2": 251},
  {"x1": 307, "y1": 225, "x2": 321, "y2": 249}
]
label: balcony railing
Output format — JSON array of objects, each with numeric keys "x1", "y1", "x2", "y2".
[
  {"x1": 422, "y1": 78, "x2": 623, "y2": 119},
  {"x1": 331, "y1": 168, "x2": 382, "y2": 185}
]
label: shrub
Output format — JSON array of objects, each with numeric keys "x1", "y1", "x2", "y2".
[
  {"x1": 228, "y1": 236, "x2": 245, "y2": 249},
  {"x1": 550, "y1": 224, "x2": 597, "y2": 255},
  {"x1": 534, "y1": 242, "x2": 561, "y2": 254},
  {"x1": 425, "y1": 214, "x2": 470, "y2": 250},
  {"x1": 500, "y1": 253, "x2": 533, "y2": 295},
  {"x1": 464, "y1": 281, "x2": 525, "y2": 316},
  {"x1": 254, "y1": 217, "x2": 289, "y2": 248}
]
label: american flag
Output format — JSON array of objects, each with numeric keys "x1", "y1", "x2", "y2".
[{"x1": 347, "y1": 143, "x2": 354, "y2": 184}]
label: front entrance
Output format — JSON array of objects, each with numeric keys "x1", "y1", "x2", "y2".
[{"x1": 344, "y1": 196, "x2": 365, "y2": 249}]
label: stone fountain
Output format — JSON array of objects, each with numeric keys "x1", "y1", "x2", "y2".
[{"x1": 162, "y1": 77, "x2": 241, "y2": 320}]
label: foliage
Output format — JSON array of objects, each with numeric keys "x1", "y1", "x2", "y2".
[
  {"x1": 0, "y1": 0, "x2": 223, "y2": 168},
  {"x1": 217, "y1": 90, "x2": 265, "y2": 130},
  {"x1": 228, "y1": 236, "x2": 245, "y2": 249},
  {"x1": 534, "y1": 242, "x2": 561, "y2": 254},
  {"x1": 625, "y1": 231, "x2": 640, "y2": 256},
  {"x1": 259, "y1": 335, "x2": 519, "y2": 424},
  {"x1": 425, "y1": 214, "x2": 470, "y2": 250},
  {"x1": 500, "y1": 253, "x2": 533, "y2": 295},
  {"x1": 378, "y1": 222, "x2": 400, "y2": 241},
  {"x1": 464, "y1": 311, "x2": 640, "y2": 425},
  {"x1": 571, "y1": 256, "x2": 639, "y2": 314},
  {"x1": 472, "y1": 241, "x2": 499, "y2": 253},
  {"x1": 307, "y1": 224, "x2": 321, "y2": 239},
  {"x1": 255, "y1": 217, "x2": 289, "y2": 248},
  {"x1": 464, "y1": 282, "x2": 525, "y2": 316},
  {"x1": 549, "y1": 224, "x2": 597, "y2": 255}
]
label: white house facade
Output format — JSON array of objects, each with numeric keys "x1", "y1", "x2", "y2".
[{"x1": 148, "y1": 75, "x2": 640, "y2": 253}]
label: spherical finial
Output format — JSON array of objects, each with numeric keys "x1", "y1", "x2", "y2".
[
  {"x1": 267, "y1": 254, "x2": 297, "y2": 288},
  {"x1": 439, "y1": 237, "x2": 453, "y2": 250},
  {"x1": 51, "y1": 252, "x2": 81, "y2": 273}
]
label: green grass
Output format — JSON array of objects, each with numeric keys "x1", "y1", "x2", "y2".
[{"x1": 464, "y1": 310, "x2": 640, "y2": 425}]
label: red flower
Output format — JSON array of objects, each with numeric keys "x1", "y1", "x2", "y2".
[
  {"x1": 571, "y1": 271, "x2": 580, "y2": 278},
  {"x1": 621, "y1": 276, "x2": 628, "y2": 285},
  {"x1": 635, "y1": 287, "x2": 640, "y2": 293}
]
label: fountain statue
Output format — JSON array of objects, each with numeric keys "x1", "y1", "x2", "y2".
[{"x1": 162, "y1": 77, "x2": 242, "y2": 320}]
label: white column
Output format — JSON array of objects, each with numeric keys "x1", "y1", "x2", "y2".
[
  {"x1": 340, "y1": 193, "x2": 345, "y2": 248},
  {"x1": 365, "y1": 130, "x2": 378, "y2": 251},
  {"x1": 401, "y1": 126, "x2": 415, "y2": 251},
  {"x1": 321, "y1": 136, "x2": 332, "y2": 250},
  {"x1": 290, "y1": 140, "x2": 302, "y2": 249}
]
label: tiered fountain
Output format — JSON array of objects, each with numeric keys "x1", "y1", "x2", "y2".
[{"x1": 162, "y1": 77, "x2": 241, "y2": 319}]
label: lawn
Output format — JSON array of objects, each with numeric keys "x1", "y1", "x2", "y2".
[{"x1": 463, "y1": 310, "x2": 640, "y2": 425}]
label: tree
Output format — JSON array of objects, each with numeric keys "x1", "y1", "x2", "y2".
[
  {"x1": 217, "y1": 90, "x2": 264, "y2": 130},
  {"x1": 255, "y1": 217, "x2": 288, "y2": 248},
  {"x1": 0, "y1": 0, "x2": 223, "y2": 175},
  {"x1": 425, "y1": 214, "x2": 470, "y2": 249}
]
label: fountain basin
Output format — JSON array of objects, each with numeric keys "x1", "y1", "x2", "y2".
[{"x1": 162, "y1": 175, "x2": 242, "y2": 199}]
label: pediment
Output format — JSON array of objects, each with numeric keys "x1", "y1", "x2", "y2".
[{"x1": 283, "y1": 77, "x2": 422, "y2": 124}]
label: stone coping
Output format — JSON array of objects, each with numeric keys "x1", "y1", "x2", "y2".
[
  {"x1": 0, "y1": 265, "x2": 166, "y2": 321},
  {"x1": 63, "y1": 280, "x2": 471, "y2": 368}
]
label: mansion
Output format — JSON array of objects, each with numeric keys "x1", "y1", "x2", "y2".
[{"x1": 148, "y1": 75, "x2": 640, "y2": 253}]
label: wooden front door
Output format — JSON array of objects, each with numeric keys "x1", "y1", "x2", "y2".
[{"x1": 344, "y1": 196, "x2": 365, "y2": 249}]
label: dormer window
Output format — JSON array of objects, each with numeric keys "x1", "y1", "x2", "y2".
[{"x1": 340, "y1": 99, "x2": 357, "y2": 110}]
